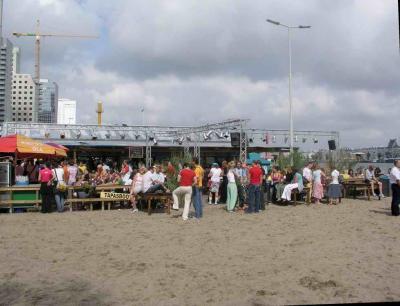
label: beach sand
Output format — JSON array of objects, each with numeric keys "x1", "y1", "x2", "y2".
[{"x1": 0, "y1": 197, "x2": 399, "y2": 305}]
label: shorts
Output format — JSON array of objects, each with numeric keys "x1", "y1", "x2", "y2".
[{"x1": 210, "y1": 181, "x2": 220, "y2": 193}]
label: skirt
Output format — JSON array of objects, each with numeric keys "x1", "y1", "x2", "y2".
[
  {"x1": 210, "y1": 181, "x2": 220, "y2": 193},
  {"x1": 312, "y1": 182, "x2": 324, "y2": 200},
  {"x1": 327, "y1": 184, "x2": 341, "y2": 198}
]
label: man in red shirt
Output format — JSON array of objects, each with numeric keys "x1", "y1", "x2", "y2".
[
  {"x1": 247, "y1": 160, "x2": 263, "y2": 213},
  {"x1": 172, "y1": 162, "x2": 197, "y2": 220}
]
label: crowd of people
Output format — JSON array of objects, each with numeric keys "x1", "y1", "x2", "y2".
[{"x1": 7, "y1": 156, "x2": 400, "y2": 218}]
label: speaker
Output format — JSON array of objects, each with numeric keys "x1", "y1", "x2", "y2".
[
  {"x1": 230, "y1": 132, "x2": 240, "y2": 147},
  {"x1": 328, "y1": 140, "x2": 336, "y2": 150}
]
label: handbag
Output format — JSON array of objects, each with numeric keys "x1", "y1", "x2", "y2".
[{"x1": 54, "y1": 169, "x2": 67, "y2": 192}]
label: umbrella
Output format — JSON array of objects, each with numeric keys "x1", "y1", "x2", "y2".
[
  {"x1": 45, "y1": 142, "x2": 69, "y2": 151},
  {"x1": 0, "y1": 134, "x2": 67, "y2": 157}
]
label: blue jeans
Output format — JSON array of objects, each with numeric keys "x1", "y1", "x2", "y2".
[
  {"x1": 192, "y1": 187, "x2": 203, "y2": 218},
  {"x1": 55, "y1": 193, "x2": 65, "y2": 213},
  {"x1": 247, "y1": 184, "x2": 261, "y2": 213}
]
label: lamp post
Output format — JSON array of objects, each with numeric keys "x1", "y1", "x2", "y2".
[{"x1": 266, "y1": 19, "x2": 311, "y2": 165}]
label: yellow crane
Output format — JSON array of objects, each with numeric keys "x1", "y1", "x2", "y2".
[{"x1": 13, "y1": 19, "x2": 98, "y2": 83}]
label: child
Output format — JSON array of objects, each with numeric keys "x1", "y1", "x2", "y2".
[{"x1": 327, "y1": 168, "x2": 341, "y2": 205}]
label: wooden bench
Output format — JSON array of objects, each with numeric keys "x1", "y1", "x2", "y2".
[
  {"x1": 136, "y1": 193, "x2": 173, "y2": 215},
  {"x1": 292, "y1": 187, "x2": 311, "y2": 205}
]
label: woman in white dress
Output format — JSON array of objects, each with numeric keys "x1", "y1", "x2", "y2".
[{"x1": 129, "y1": 167, "x2": 146, "y2": 213}]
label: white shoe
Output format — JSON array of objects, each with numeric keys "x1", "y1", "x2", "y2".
[
  {"x1": 131, "y1": 208, "x2": 138, "y2": 213},
  {"x1": 214, "y1": 202, "x2": 218, "y2": 205},
  {"x1": 372, "y1": 193, "x2": 377, "y2": 197},
  {"x1": 208, "y1": 201, "x2": 212, "y2": 205},
  {"x1": 380, "y1": 194, "x2": 385, "y2": 198}
]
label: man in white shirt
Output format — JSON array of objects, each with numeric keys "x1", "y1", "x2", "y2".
[
  {"x1": 365, "y1": 165, "x2": 384, "y2": 198},
  {"x1": 208, "y1": 163, "x2": 222, "y2": 205},
  {"x1": 302, "y1": 162, "x2": 313, "y2": 201},
  {"x1": 302, "y1": 162, "x2": 313, "y2": 184},
  {"x1": 390, "y1": 160, "x2": 400, "y2": 216},
  {"x1": 145, "y1": 165, "x2": 168, "y2": 193}
]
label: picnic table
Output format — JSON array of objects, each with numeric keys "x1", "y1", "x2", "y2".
[
  {"x1": 342, "y1": 178, "x2": 372, "y2": 200},
  {"x1": 136, "y1": 192, "x2": 173, "y2": 215}
]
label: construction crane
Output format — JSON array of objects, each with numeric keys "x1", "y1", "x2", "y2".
[{"x1": 13, "y1": 19, "x2": 98, "y2": 83}]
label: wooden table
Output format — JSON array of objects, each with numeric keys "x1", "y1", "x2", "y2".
[
  {"x1": 342, "y1": 179, "x2": 372, "y2": 200},
  {"x1": 136, "y1": 193, "x2": 173, "y2": 215}
]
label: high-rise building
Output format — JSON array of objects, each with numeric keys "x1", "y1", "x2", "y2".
[
  {"x1": 57, "y1": 98, "x2": 76, "y2": 124},
  {"x1": 38, "y1": 79, "x2": 58, "y2": 123},
  {"x1": 12, "y1": 46, "x2": 20, "y2": 74},
  {"x1": 10, "y1": 73, "x2": 36, "y2": 122},
  {"x1": 0, "y1": 37, "x2": 13, "y2": 123}
]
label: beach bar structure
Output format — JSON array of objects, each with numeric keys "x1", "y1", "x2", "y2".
[{"x1": 0, "y1": 119, "x2": 340, "y2": 166}]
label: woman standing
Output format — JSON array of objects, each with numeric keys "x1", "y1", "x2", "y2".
[
  {"x1": 53, "y1": 162, "x2": 67, "y2": 213},
  {"x1": 39, "y1": 162, "x2": 54, "y2": 213},
  {"x1": 219, "y1": 161, "x2": 228, "y2": 204},
  {"x1": 327, "y1": 168, "x2": 342, "y2": 205},
  {"x1": 312, "y1": 165, "x2": 325, "y2": 204},
  {"x1": 226, "y1": 161, "x2": 238, "y2": 212}
]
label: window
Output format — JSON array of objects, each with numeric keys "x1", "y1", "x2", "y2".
[
  {"x1": 30, "y1": 86, "x2": 33, "y2": 89},
  {"x1": 24, "y1": 86, "x2": 27, "y2": 89},
  {"x1": 19, "y1": 86, "x2": 21, "y2": 89}
]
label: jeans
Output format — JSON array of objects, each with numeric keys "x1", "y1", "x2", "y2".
[
  {"x1": 55, "y1": 193, "x2": 65, "y2": 213},
  {"x1": 391, "y1": 184, "x2": 400, "y2": 216},
  {"x1": 237, "y1": 184, "x2": 246, "y2": 207},
  {"x1": 247, "y1": 184, "x2": 261, "y2": 213},
  {"x1": 146, "y1": 184, "x2": 166, "y2": 193},
  {"x1": 192, "y1": 186, "x2": 203, "y2": 218}
]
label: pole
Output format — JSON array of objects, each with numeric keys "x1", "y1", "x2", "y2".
[
  {"x1": 141, "y1": 107, "x2": 144, "y2": 126},
  {"x1": 0, "y1": 0, "x2": 3, "y2": 39},
  {"x1": 288, "y1": 27, "x2": 294, "y2": 166},
  {"x1": 35, "y1": 20, "x2": 40, "y2": 83}
]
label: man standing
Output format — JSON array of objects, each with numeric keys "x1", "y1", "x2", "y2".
[
  {"x1": 303, "y1": 162, "x2": 313, "y2": 202},
  {"x1": 192, "y1": 157, "x2": 204, "y2": 219},
  {"x1": 365, "y1": 165, "x2": 385, "y2": 198},
  {"x1": 234, "y1": 161, "x2": 248, "y2": 208},
  {"x1": 390, "y1": 160, "x2": 400, "y2": 216},
  {"x1": 172, "y1": 163, "x2": 197, "y2": 221},
  {"x1": 247, "y1": 160, "x2": 263, "y2": 213}
]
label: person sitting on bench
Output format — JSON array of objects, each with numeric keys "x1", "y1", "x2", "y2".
[
  {"x1": 281, "y1": 167, "x2": 304, "y2": 202},
  {"x1": 365, "y1": 165, "x2": 385, "y2": 198},
  {"x1": 143, "y1": 165, "x2": 169, "y2": 194}
]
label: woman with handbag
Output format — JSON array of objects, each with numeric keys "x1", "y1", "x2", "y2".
[
  {"x1": 38, "y1": 162, "x2": 54, "y2": 213},
  {"x1": 53, "y1": 162, "x2": 67, "y2": 213}
]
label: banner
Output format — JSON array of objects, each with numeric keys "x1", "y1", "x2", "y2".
[{"x1": 100, "y1": 192, "x2": 131, "y2": 200}]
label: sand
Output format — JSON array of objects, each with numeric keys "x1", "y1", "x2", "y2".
[{"x1": 0, "y1": 197, "x2": 399, "y2": 305}]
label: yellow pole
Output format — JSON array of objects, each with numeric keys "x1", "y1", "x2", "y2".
[{"x1": 96, "y1": 101, "x2": 103, "y2": 126}]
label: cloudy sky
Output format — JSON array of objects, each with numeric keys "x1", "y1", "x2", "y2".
[{"x1": 4, "y1": 0, "x2": 400, "y2": 148}]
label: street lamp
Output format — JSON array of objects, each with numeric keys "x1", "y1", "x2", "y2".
[{"x1": 266, "y1": 18, "x2": 311, "y2": 165}]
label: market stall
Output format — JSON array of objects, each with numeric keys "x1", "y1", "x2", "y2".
[{"x1": 0, "y1": 134, "x2": 67, "y2": 212}]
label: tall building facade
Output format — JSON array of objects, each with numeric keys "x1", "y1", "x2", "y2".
[
  {"x1": 38, "y1": 79, "x2": 58, "y2": 123},
  {"x1": 57, "y1": 98, "x2": 76, "y2": 124},
  {"x1": 0, "y1": 37, "x2": 13, "y2": 123},
  {"x1": 12, "y1": 46, "x2": 20, "y2": 74},
  {"x1": 11, "y1": 73, "x2": 36, "y2": 122}
]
